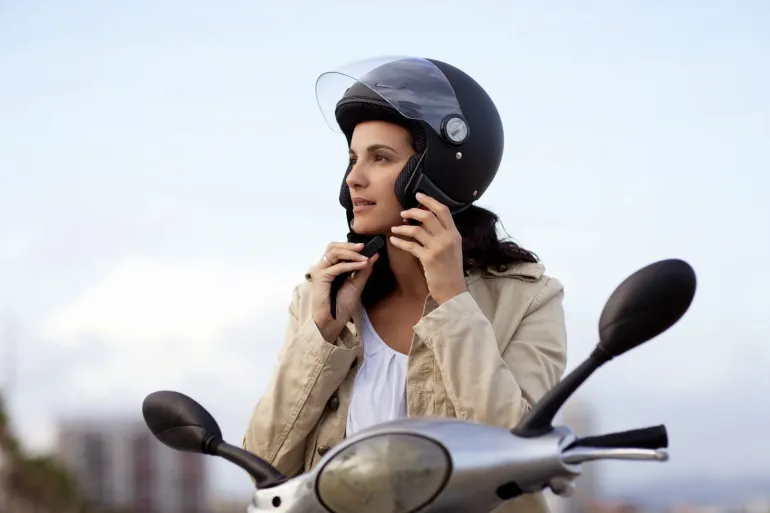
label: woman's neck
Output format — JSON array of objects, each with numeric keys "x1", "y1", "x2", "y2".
[{"x1": 386, "y1": 239, "x2": 429, "y2": 300}]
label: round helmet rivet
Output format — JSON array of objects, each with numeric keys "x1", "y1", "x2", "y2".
[
  {"x1": 473, "y1": 190, "x2": 478, "y2": 196},
  {"x1": 456, "y1": 152, "x2": 462, "y2": 160}
]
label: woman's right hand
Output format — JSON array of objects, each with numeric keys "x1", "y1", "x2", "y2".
[{"x1": 310, "y1": 241, "x2": 380, "y2": 342}]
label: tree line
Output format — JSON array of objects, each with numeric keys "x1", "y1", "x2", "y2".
[{"x1": 0, "y1": 394, "x2": 126, "y2": 513}]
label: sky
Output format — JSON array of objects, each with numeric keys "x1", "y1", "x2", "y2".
[{"x1": 1, "y1": 0, "x2": 769, "y2": 503}]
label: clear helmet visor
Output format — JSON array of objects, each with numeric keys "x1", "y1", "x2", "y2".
[{"x1": 315, "y1": 56, "x2": 469, "y2": 144}]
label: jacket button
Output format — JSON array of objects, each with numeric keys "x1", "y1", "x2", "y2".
[
  {"x1": 328, "y1": 395, "x2": 340, "y2": 411},
  {"x1": 317, "y1": 445, "x2": 331, "y2": 456}
]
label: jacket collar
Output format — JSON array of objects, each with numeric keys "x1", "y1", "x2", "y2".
[
  {"x1": 465, "y1": 261, "x2": 545, "y2": 286},
  {"x1": 307, "y1": 261, "x2": 545, "y2": 339}
]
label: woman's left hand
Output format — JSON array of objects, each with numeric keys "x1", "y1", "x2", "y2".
[{"x1": 390, "y1": 192, "x2": 467, "y2": 305}]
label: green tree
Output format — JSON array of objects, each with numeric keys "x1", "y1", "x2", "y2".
[{"x1": 0, "y1": 394, "x2": 109, "y2": 513}]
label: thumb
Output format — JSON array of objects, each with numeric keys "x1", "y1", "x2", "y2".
[{"x1": 350, "y1": 253, "x2": 379, "y2": 292}]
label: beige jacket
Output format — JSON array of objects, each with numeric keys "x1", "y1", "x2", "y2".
[{"x1": 243, "y1": 261, "x2": 568, "y2": 513}]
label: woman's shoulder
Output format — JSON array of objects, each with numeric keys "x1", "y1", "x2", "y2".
[
  {"x1": 474, "y1": 261, "x2": 546, "y2": 281},
  {"x1": 468, "y1": 262, "x2": 564, "y2": 315}
]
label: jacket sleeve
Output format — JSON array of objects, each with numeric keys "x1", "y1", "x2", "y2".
[
  {"x1": 242, "y1": 285, "x2": 358, "y2": 477},
  {"x1": 412, "y1": 277, "x2": 567, "y2": 429}
]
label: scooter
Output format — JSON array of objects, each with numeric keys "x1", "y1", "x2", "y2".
[{"x1": 142, "y1": 258, "x2": 697, "y2": 513}]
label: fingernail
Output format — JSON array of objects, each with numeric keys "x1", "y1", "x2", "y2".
[{"x1": 416, "y1": 192, "x2": 425, "y2": 198}]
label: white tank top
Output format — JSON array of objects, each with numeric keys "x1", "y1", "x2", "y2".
[{"x1": 345, "y1": 308, "x2": 408, "y2": 437}]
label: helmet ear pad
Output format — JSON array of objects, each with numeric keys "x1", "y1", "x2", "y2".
[{"x1": 336, "y1": 101, "x2": 428, "y2": 215}]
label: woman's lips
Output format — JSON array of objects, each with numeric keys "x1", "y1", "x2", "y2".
[{"x1": 353, "y1": 202, "x2": 376, "y2": 213}]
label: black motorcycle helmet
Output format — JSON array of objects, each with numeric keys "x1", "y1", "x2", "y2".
[{"x1": 316, "y1": 56, "x2": 505, "y2": 224}]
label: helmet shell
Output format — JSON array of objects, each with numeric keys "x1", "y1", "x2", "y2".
[{"x1": 333, "y1": 57, "x2": 504, "y2": 212}]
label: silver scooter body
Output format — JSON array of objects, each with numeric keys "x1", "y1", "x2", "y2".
[{"x1": 247, "y1": 418, "x2": 665, "y2": 513}]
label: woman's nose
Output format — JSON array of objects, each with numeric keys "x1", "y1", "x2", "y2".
[{"x1": 345, "y1": 162, "x2": 368, "y2": 189}]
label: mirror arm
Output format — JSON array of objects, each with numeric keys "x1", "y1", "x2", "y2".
[
  {"x1": 214, "y1": 441, "x2": 286, "y2": 488},
  {"x1": 590, "y1": 345, "x2": 614, "y2": 364},
  {"x1": 512, "y1": 353, "x2": 606, "y2": 438},
  {"x1": 202, "y1": 433, "x2": 224, "y2": 455}
]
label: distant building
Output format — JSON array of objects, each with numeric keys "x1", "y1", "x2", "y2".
[{"x1": 55, "y1": 416, "x2": 210, "y2": 513}]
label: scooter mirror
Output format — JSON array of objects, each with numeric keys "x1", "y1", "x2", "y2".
[
  {"x1": 142, "y1": 390, "x2": 221, "y2": 454},
  {"x1": 596, "y1": 258, "x2": 696, "y2": 358},
  {"x1": 142, "y1": 390, "x2": 286, "y2": 487},
  {"x1": 513, "y1": 258, "x2": 696, "y2": 438}
]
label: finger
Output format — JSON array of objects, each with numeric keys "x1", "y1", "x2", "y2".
[
  {"x1": 390, "y1": 224, "x2": 433, "y2": 247},
  {"x1": 416, "y1": 192, "x2": 455, "y2": 229},
  {"x1": 390, "y1": 235, "x2": 427, "y2": 259},
  {"x1": 325, "y1": 248, "x2": 369, "y2": 265},
  {"x1": 350, "y1": 253, "x2": 379, "y2": 290},
  {"x1": 324, "y1": 241, "x2": 364, "y2": 256},
  {"x1": 322, "y1": 260, "x2": 370, "y2": 279},
  {"x1": 400, "y1": 207, "x2": 443, "y2": 235},
  {"x1": 320, "y1": 242, "x2": 365, "y2": 266}
]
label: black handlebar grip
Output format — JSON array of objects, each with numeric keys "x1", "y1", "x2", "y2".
[
  {"x1": 570, "y1": 424, "x2": 668, "y2": 450},
  {"x1": 329, "y1": 236, "x2": 385, "y2": 320}
]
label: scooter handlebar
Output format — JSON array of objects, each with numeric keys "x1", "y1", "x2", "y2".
[
  {"x1": 567, "y1": 424, "x2": 668, "y2": 451},
  {"x1": 562, "y1": 446, "x2": 669, "y2": 465}
]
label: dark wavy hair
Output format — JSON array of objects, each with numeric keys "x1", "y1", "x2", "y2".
[{"x1": 348, "y1": 205, "x2": 538, "y2": 309}]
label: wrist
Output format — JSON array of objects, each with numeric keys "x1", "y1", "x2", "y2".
[
  {"x1": 432, "y1": 283, "x2": 468, "y2": 306},
  {"x1": 313, "y1": 312, "x2": 342, "y2": 342}
]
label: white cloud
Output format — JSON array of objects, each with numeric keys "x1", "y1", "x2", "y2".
[
  {"x1": 12, "y1": 257, "x2": 299, "y2": 455},
  {"x1": 41, "y1": 257, "x2": 297, "y2": 350},
  {"x1": 37, "y1": 257, "x2": 298, "y2": 406}
]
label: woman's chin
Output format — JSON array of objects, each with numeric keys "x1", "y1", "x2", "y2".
[{"x1": 351, "y1": 219, "x2": 388, "y2": 236}]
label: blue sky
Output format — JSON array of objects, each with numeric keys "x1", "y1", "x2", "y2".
[{"x1": 1, "y1": 0, "x2": 769, "y2": 501}]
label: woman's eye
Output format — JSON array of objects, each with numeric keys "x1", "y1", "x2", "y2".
[
  {"x1": 348, "y1": 157, "x2": 357, "y2": 166},
  {"x1": 374, "y1": 155, "x2": 388, "y2": 162}
]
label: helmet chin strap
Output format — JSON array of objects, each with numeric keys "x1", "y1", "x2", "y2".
[{"x1": 331, "y1": 215, "x2": 386, "y2": 320}]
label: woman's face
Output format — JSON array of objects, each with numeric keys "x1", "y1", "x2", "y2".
[{"x1": 346, "y1": 120, "x2": 416, "y2": 235}]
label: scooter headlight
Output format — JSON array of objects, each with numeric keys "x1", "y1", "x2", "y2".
[{"x1": 316, "y1": 433, "x2": 451, "y2": 513}]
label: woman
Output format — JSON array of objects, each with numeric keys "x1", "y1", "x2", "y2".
[{"x1": 244, "y1": 56, "x2": 568, "y2": 512}]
